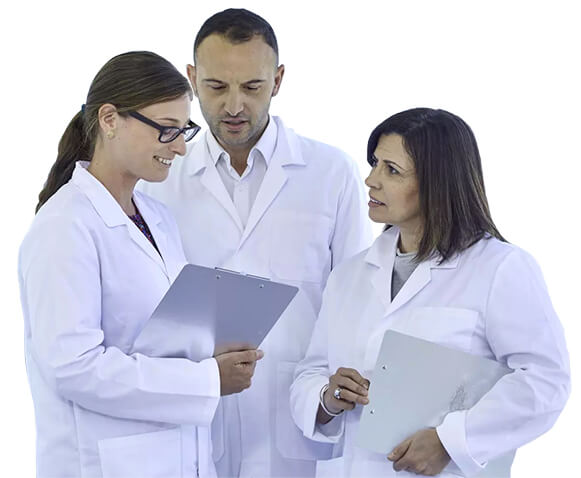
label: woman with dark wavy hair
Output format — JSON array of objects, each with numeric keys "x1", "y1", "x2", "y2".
[
  {"x1": 19, "y1": 51, "x2": 261, "y2": 478},
  {"x1": 291, "y1": 108, "x2": 569, "y2": 477}
]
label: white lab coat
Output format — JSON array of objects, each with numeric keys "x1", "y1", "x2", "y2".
[
  {"x1": 140, "y1": 116, "x2": 373, "y2": 477},
  {"x1": 19, "y1": 162, "x2": 221, "y2": 478},
  {"x1": 291, "y1": 227, "x2": 570, "y2": 478}
]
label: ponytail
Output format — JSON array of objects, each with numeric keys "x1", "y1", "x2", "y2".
[
  {"x1": 36, "y1": 110, "x2": 91, "y2": 213},
  {"x1": 35, "y1": 51, "x2": 192, "y2": 214}
]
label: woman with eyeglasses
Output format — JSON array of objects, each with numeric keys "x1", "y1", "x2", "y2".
[
  {"x1": 290, "y1": 108, "x2": 570, "y2": 477},
  {"x1": 19, "y1": 51, "x2": 262, "y2": 478}
]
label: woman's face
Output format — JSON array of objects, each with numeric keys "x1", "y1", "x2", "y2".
[
  {"x1": 114, "y1": 93, "x2": 191, "y2": 183},
  {"x1": 365, "y1": 134, "x2": 422, "y2": 232}
]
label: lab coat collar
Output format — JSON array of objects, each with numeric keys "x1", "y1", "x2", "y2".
[
  {"x1": 185, "y1": 116, "x2": 305, "y2": 177},
  {"x1": 364, "y1": 227, "x2": 459, "y2": 316},
  {"x1": 71, "y1": 162, "x2": 169, "y2": 277},
  {"x1": 182, "y1": 116, "x2": 306, "y2": 239}
]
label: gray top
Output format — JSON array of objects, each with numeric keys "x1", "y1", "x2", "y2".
[{"x1": 391, "y1": 248, "x2": 419, "y2": 300}]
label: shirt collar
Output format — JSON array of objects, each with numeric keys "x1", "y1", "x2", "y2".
[{"x1": 205, "y1": 115, "x2": 278, "y2": 167}]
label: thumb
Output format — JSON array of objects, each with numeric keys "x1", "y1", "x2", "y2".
[{"x1": 388, "y1": 438, "x2": 411, "y2": 461}]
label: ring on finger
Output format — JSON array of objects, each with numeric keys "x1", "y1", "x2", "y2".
[{"x1": 333, "y1": 386, "x2": 342, "y2": 400}]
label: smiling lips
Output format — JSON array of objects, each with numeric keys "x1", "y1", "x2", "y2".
[
  {"x1": 369, "y1": 196, "x2": 385, "y2": 207},
  {"x1": 154, "y1": 155, "x2": 173, "y2": 166}
]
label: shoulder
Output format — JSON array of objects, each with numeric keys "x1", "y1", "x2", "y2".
[
  {"x1": 325, "y1": 246, "x2": 371, "y2": 290},
  {"x1": 276, "y1": 117, "x2": 357, "y2": 172},
  {"x1": 459, "y1": 236, "x2": 542, "y2": 278}
]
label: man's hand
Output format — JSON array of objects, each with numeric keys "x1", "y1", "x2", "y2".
[
  {"x1": 388, "y1": 428, "x2": 450, "y2": 476},
  {"x1": 215, "y1": 349, "x2": 264, "y2": 396}
]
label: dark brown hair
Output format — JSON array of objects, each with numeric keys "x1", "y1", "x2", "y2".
[
  {"x1": 36, "y1": 51, "x2": 192, "y2": 213},
  {"x1": 367, "y1": 108, "x2": 506, "y2": 263},
  {"x1": 194, "y1": 8, "x2": 279, "y2": 64}
]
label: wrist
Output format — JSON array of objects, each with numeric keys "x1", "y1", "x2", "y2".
[{"x1": 319, "y1": 384, "x2": 343, "y2": 416}]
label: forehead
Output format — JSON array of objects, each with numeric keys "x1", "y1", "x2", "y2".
[
  {"x1": 139, "y1": 94, "x2": 191, "y2": 122},
  {"x1": 374, "y1": 134, "x2": 414, "y2": 168},
  {"x1": 195, "y1": 34, "x2": 277, "y2": 80}
]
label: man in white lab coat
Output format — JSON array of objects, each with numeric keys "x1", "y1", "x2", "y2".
[{"x1": 140, "y1": 8, "x2": 372, "y2": 478}]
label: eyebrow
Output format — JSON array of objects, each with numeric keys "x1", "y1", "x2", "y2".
[
  {"x1": 202, "y1": 78, "x2": 267, "y2": 85},
  {"x1": 372, "y1": 154, "x2": 409, "y2": 171},
  {"x1": 155, "y1": 117, "x2": 189, "y2": 128}
]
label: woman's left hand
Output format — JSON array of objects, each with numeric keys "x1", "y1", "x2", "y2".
[{"x1": 387, "y1": 428, "x2": 450, "y2": 476}]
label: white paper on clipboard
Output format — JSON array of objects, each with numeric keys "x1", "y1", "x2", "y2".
[{"x1": 131, "y1": 264, "x2": 299, "y2": 361}]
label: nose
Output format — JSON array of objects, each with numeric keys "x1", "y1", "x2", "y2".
[
  {"x1": 365, "y1": 166, "x2": 380, "y2": 189},
  {"x1": 169, "y1": 134, "x2": 187, "y2": 156},
  {"x1": 224, "y1": 90, "x2": 243, "y2": 116}
]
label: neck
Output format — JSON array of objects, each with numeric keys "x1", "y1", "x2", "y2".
[
  {"x1": 217, "y1": 117, "x2": 269, "y2": 176},
  {"x1": 88, "y1": 146, "x2": 137, "y2": 215},
  {"x1": 398, "y1": 225, "x2": 422, "y2": 254}
]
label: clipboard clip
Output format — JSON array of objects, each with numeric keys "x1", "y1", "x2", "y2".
[{"x1": 214, "y1": 267, "x2": 271, "y2": 281}]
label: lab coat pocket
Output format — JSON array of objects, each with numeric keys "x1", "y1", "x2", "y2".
[
  {"x1": 276, "y1": 361, "x2": 334, "y2": 460},
  {"x1": 98, "y1": 427, "x2": 182, "y2": 478},
  {"x1": 400, "y1": 307, "x2": 479, "y2": 352},
  {"x1": 270, "y1": 211, "x2": 332, "y2": 283}
]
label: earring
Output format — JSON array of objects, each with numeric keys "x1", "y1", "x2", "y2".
[{"x1": 106, "y1": 130, "x2": 116, "y2": 140}]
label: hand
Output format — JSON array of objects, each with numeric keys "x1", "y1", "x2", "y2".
[
  {"x1": 324, "y1": 367, "x2": 370, "y2": 414},
  {"x1": 215, "y1": 349, "x2": 264, "y2": 396},
  {"x1": 388, "y1": 428, "x2": 450, "y2": 476}
]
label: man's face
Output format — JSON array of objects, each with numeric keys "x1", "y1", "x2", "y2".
[{"x1": 188, "y1": 34, "x2": 284, "y2": 153}]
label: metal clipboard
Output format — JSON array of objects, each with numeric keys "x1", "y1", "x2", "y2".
[
  {"x1": 356, "y1": 330, "x2": 512, "y2": 455},
  {"x1": 131, "y1": 264, "x2": 299, "y2": 361}
]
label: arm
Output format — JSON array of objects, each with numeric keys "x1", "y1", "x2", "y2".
[
  {"x1": 20, "y1": 215, "x2": 220, "y2": 426},
  {"x1": 437, "y1": 249, "x2": 571, "y2": 476},
  {"x1": 290, "y1": 271, "x2": 369, "y2": 442}
]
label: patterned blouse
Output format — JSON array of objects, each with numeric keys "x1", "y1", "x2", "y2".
[{"x1": 128, "y1": 209, "x2": 160, "y2": 255}]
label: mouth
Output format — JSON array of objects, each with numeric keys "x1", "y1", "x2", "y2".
[
  {"x1": 221, "y1": 118, "x2": 248, "y2": 132},
  {"x1": 369, "y1": 196, "x2": 385, "y2": 206},
  {"x1": 154, "y1": 155, "x2": 173, "y2": 166}
]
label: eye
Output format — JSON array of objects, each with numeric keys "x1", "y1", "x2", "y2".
[
  {"x1": 208, "y1": 84, "x2": 225, "y2": 90},
  {"x1": 387, "y1": 164, "x2": 399, "y2": 175},
  {"x1": 245, "y1": 85, "x2": 260, "y2": 91}
]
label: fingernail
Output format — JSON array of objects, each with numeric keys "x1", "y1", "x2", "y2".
[{"x1": 256, "y1": 350, "x2": 264, "y2": 359}]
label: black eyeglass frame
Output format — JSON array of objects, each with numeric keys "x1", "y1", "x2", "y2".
[{"x1": 127, "y1": 111, "x2": 201, "y2": 143}]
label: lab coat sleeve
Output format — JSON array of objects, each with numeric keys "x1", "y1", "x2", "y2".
[
  {"x1": 290, "y1": 272, "x2": 346, "y2": 443},
  {"x1": 437, "y1": 248, "x2": 570, "y2": 477},
  {"x1": 330, "y1": 156, "x2": 373, "y2": 267},
  {"x1": 19, "y1": 215, "x2": 220, "y2": 426}
]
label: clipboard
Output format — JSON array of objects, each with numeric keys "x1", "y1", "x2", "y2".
[
  {"x1": 356, "y1": 330, "x2": 512, "y2": 454},
  {"x1": 131, "y1": 264, "x2": 299, "y2": 361}
]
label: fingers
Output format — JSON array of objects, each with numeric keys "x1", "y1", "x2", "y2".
[
  {"x1": 388, "y1": 438, "x2": 411, "y2": 463},
  {"x1": 232, "y1": 349, "x2": 264, "y2": 364},
  {"x1": 333, "y1": 375, "x2": 370, "y2": 399},
  {"x1": 325, "y1": 367, "x2": 371, "y2": 412},
  {"x1": 336, "y1": 367, "x2": 371, "y2": 389}
]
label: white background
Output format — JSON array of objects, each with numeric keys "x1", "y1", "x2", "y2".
[{"x1": 1, "y1": 0, "x2": 578, "y2": 476}]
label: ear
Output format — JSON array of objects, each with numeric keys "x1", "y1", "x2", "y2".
[
  {"x1": 186, "y1": 64, "x2": 199, "y2": 97},
  {"x1": 272, "y1": 64, "x2": 285, "y2": 97},
  {"x1": 97, "y1": 103, "x2": 118, "y2": 136}
]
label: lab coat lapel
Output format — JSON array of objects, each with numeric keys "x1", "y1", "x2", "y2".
[
  {"x1": 188, "y1": 138, "x2": 244, "y2": 233},
  {"x1": 238, "y1": 118, "x2": 305, "y2": 247},
  {"x1": 132, "y1": 194, "x2": 170, "y2": 279},
  {"x1": 72, "y1": 163, "x2": 169, "y2": 278}
]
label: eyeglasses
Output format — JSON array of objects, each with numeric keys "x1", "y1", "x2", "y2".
[{"x1": 128, "y1": 111, "x2": 201, "y2": 143}]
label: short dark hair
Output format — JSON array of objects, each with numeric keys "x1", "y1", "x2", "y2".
[
  {"x1": 193, "y1": 8, "x2": 279, "y2": 63},
  {"x1": 367, "y1": 108, "x2": 506, "y2": 263}
]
